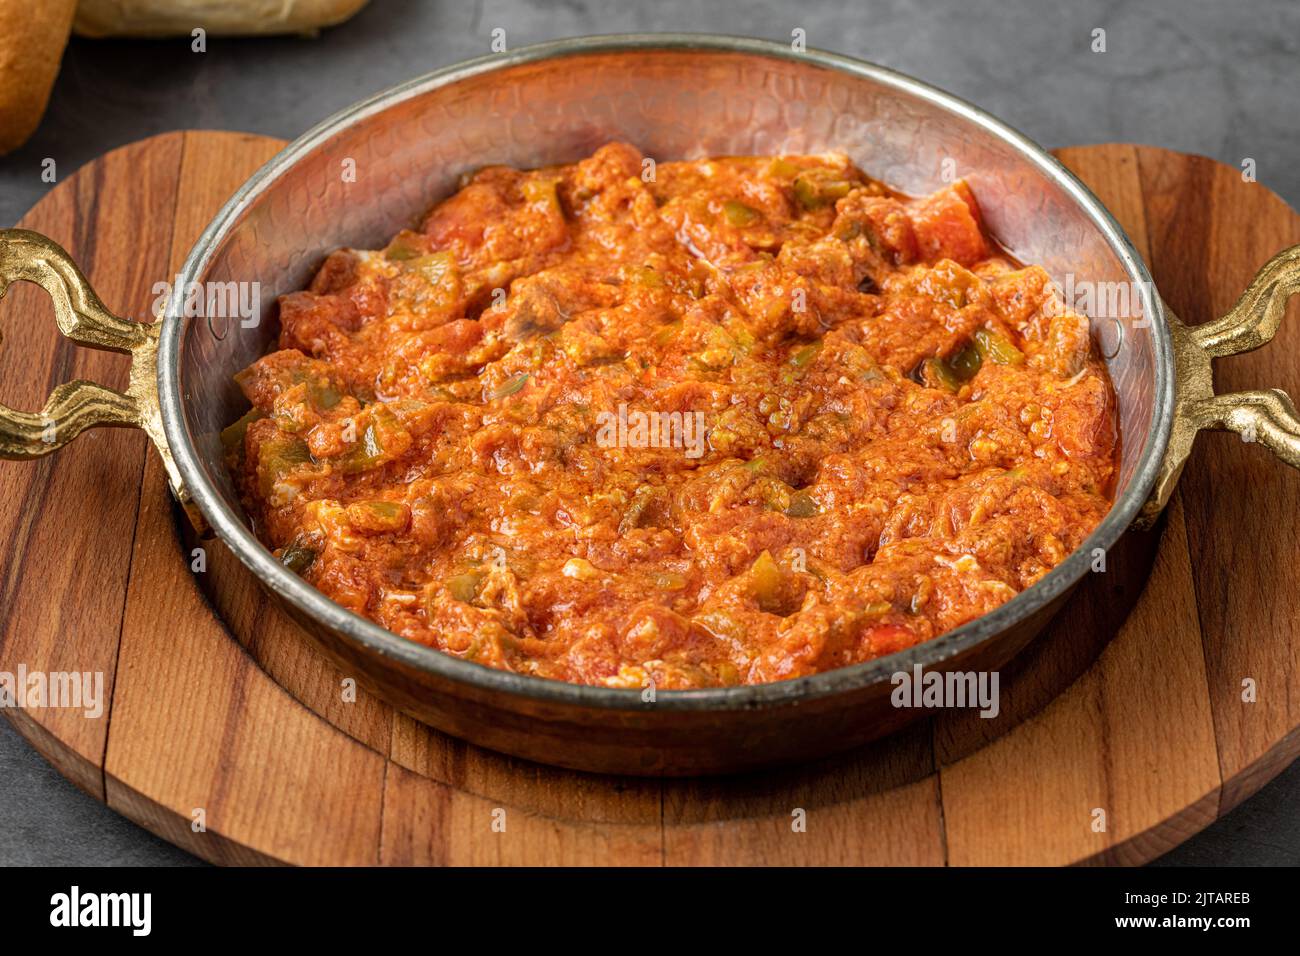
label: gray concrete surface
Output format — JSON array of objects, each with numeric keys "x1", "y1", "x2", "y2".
[{"x1": 1, "y1": 0, "x2": 1297, "y2": 866}]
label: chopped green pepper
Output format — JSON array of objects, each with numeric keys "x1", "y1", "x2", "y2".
[
  {"x1": 923, "y1": 357, "x2": 960, "y2": 392},
  {"x1": 220, "y1": 408, "x2": 263, "y2": 454},
  {"x1": 383, "y1": 231, "x2": 424, "y2": 261},
  {"x1": 789, "y1": 340, "x2": 823, "y2": 368},
  {"x1": 487, "y1": 373, "x2": 530, "y2": 401},
  {"x1": 308, "y1": 381, "x2": 342, "y2": 410},
  {"x1": 408, "y1": 251, "x2": 455, "y2": 285},
  {"x1": 793, "y1": 171, "x2": 853, "y2": 209},
  {"x1": 923, "y1": 335, "x2": 987, "y2": 391},
  {"x1": 337, "y1": 422, "x2": 385, "y2": 474},
  {"x1": 346, "y1": 499, "x2": 409, "y2": 533},
  {"x1": 766, "y1": 158, "x2": 800, "y2": 178},
  {"x1": 723, "y1": 200, "x2": 760, "y2": 227},
  {"x1": 785, "y1": 490, "x2": 820, "y2": 518},
  {"x1": 619, "y1": 486, "x2": 669, "y2": 534},
  {"x1": 258, "y1": 436, "x2": 312, "y2": 496},
  {"x1": 446, "y1": 571, "x2": 483, "y2": 603},
  {"x1": 974, "y1": 328, "x2": 1025, "y2": 365},
  {"x1": 948, "y1": 340, "x2": 984, "y2": 381},
  {"x1": 280, "y1": 542, "x2": 317, "y2": 574},
  {"x1": 748, "y1": 550, "x2": 786, "y2": 614}
]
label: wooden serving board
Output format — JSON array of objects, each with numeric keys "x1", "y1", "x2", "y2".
[{"x1": 2, "y1": 132, "x2": 1298, "y2": 866}]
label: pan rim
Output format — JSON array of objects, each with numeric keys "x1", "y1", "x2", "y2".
[{"x1": 158, "y1": 32, "x2": 1174, "y2": 712}]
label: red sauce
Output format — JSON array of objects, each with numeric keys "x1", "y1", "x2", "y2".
[{"x1": 226, "y1": 143, "x2": 1117, "y2": 689}]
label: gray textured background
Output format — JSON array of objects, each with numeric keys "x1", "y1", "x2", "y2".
[{"x1": 1, "y1": 0, "x2": 1297, "y2": 866}]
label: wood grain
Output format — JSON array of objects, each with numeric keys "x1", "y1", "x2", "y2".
[
  {"x1": 104, "y1": 133, "x2": 388, "y2": 866},
  {"x1": 941, "y1": 146, "x2": 1222, "y2": 866},
  {"x1": 0, "y1": 134, "x2": 182, "y2": 798},
  {"x1": 1139, "y1": 147, "x2": 1300, "y2": 815},
  {"x1": 2, "y1": 133, "x2": 1298, "y2": 866}
]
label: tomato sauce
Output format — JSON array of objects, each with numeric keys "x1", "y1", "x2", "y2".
[{"x1": 226, "y1": 143, "x2": 1117, "y2": 688}]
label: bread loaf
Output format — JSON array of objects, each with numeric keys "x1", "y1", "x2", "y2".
[
  {"x1": 74, "y1": 0, "x2": 369, "y2": 38},
  {"x1": 0, "y1": 0, "x2": 77, "y2": 155}
]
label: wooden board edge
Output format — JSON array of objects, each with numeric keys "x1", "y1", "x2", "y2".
[
  {"x1": 5, "y1": 135, "x2": 1298, "y2": 867},
  {"x1": 2, "y1": 709, "x2": 105, "y2": 802}
]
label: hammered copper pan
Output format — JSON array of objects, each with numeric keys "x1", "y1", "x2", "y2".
[{"x1": 3, "y1": 35, "x2": 1299, "y2": 774}]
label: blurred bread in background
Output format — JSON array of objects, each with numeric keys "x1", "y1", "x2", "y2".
[
  {"x1": 0, "y1": 0, "x2": 370, "y2": 155},
  {"x1": 74, "y1": 0, "x2": 370, "y2": 37},
  {"x1": 0, "y1": 0, "x2": 77, "y2": 155}
]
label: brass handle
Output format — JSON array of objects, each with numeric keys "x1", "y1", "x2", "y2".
[
  {"x1": 0, "y1": 228, "x2": 202, "y2": 529},
  {"x1": 1141, "y1": 243, "x2": 1300, "y2": 527}
]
